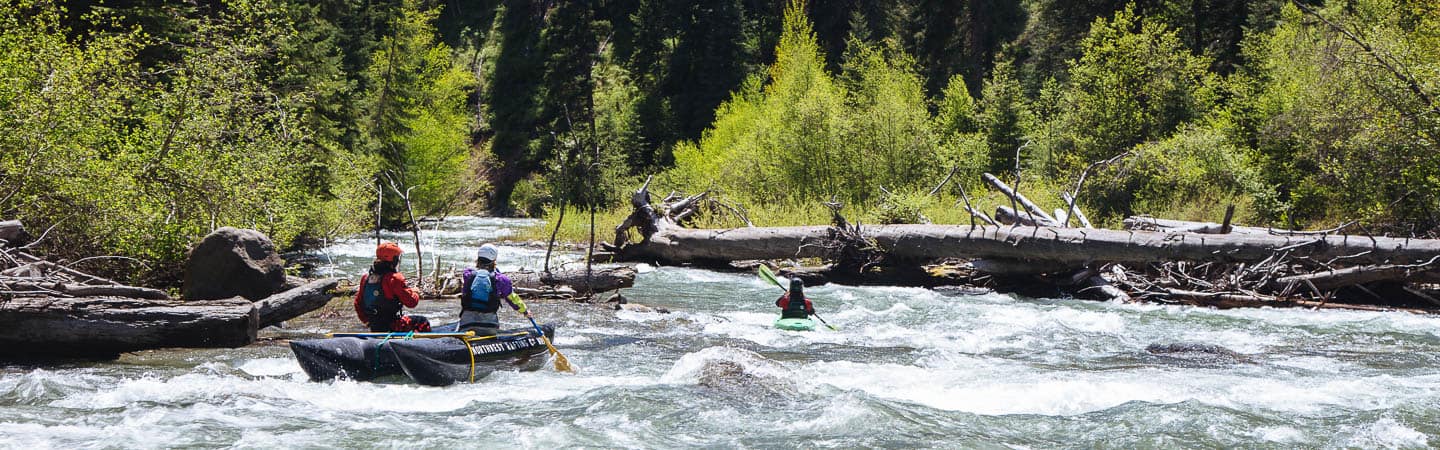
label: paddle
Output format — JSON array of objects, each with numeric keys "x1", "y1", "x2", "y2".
[
  {"x1": 529, "y1": 316, "x2": 574, "y2": 372},
  {"x1": 757, "y1": 265, "x2": 839, "y2": 331},
  {"x1": 329, "y1": 331, "x2": 475, "y2": 338}
]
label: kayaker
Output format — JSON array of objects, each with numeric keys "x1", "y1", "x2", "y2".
[
  {"x1": 459, "y1": 243, "x2": 531, "y2": 335},
  {"x1": 775, "y1": 278, "x2": 815, "y2": 319},
  {"x1": 353, "y1": 242, "x2": 432, "y2": 332}
]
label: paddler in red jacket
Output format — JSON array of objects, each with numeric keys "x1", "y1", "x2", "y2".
[
  {"x1": 775, "y1": 278, "x2": 816, "y2": 319},
  {"x1": 353, "y1": 242, "x2": 431, "y2": 332}
]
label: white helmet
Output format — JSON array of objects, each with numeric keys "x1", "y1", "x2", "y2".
[{"x1": 477, "y1": 243, "x2": 499, "y2": 263}]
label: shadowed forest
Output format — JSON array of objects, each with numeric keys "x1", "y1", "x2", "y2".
[{"x1": 2, "y1": 0, "x2": 1437, "y2": 282}]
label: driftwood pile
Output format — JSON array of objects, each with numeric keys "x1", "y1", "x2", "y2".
[
  {"x1": 0, "y1": 220, "x2": 339, "y2": 358},
  {"x1": 601, "y1": 176, "x2": 1440, "y2": 314}
]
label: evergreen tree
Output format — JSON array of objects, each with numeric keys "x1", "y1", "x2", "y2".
[
  {"x1": 976, "y1": 61, "x2": 1028, "y2": 173},
  {"x1": 483, "y1": 0, "x2": 546, "y2": 214}
]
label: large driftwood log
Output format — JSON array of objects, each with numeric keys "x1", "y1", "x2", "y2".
[
  {"x1": 512, "y1": 266, "x2": 636, "y2": 293},
  {"x1": 0, "y1": 297, "x2": 258, "y2": 358},
  {"x1": 982, "y1": 173, "x2": 1057, "y2": 225},
  {"x1": 614, "y1": 224, "x2": 1440, "y2": 267},
  {"x1": 257, "y1": 278, "x2": 340, "y2": 329},
  {"x1": 437, "y1": 267, "x2": 636, "y2": 296},
  {"x1": 1267, "y1": 264, "x2": 1440, "y2": 291},
  {"x1": 995, "y1": 206, "x2": 1057, "y2": 227}
]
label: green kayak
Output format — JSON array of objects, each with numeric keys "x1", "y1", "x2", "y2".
[{"x1": 774, "y1": 317, "x2": 816, "y2": 331}]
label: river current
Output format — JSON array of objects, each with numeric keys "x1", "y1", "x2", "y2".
[{"x1": 2, "y1": 217, "x2": 1438, "y2": 448}]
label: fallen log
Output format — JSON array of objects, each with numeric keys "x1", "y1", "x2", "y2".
[
  {"x1": 257, "y1": 278, "x2": 340, "y2": 329},
  {"x1": 613, "y1": 224, "x2": 1440, "y2": 268},
  {"x1": 1060, "y1": 192, "x2": 1093, "y2": 229},
  {"x1": 995, "y1": 206, "x2": 1057, "y2": 227},
  {"x1": 1268, "y1": 264, "x2": 1440, "y2": 291},
  {"x1": 983, "y1": 173, "x2": 1058, "y2": 225},
  {"x1": 510, "y1": 266, "x2": 636, "y2": 293},
  {"x1": 435, "y1": 266, "x2": 636, "y2": 296},
  {"x1": 2, "y1": 281, "x2": 169, "y2": 300},
  {"x1": 0, "y1": 297, "x2": 258, "y2": 358}
]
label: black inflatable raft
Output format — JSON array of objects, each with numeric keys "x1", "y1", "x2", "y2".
[{"x1": 289, "y1": 323, "x2": 555, "y2": 385}]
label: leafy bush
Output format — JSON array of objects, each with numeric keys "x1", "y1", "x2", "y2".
[
  {"x1": 1085, "y1": 124, "x2": 1264, "y2": 222},
  {"x1": 670, "y1": 0, "x2": 951, "y2": 206}
]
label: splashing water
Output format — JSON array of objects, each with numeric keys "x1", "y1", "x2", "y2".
[{"x1": 3, "y1": 217, "x2": 1440, "y2": 448}]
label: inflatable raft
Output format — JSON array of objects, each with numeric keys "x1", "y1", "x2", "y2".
[{"x1": 289, "y1": 323, "x2": 555, "y2": 385}]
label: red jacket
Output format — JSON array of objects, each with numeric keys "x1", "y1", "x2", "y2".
[
  {"x1": 775, "y1": 293, "x2": 815, "y2": 314},
  {"x1": 353, "y1": 271, "x2": 421, "y2": 324}
]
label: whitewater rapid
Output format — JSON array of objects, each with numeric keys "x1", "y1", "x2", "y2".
[{"x1": 2, "y1": 217, "x2": 1437, "y2": 448}]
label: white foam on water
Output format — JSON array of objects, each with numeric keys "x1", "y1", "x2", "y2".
[
  {"x1": 236, "y1": 358, "x2": 302, "y2": 377},
  {"x1": 1340, "y1": 417, "x2": 1430, "y2": 448},
  {"x1": 777, "y1": 400, "x2": 873, "y2": 434},
  {"x1": 554, "y1": 333, "x2": 593, "y2": 345},
  {"x1": 831, "y1": 366, "x2": 1182, "y2": 415},
  {"x1": 435, "y1": 369, "x2": 657, "y2": 406},
  {"x1": 613, "y1": 309, "x2": 672, "y2": 322},
  {"x1": 0, "y1": 420, "x2": 189, "y2": 449},
  {"x1": 696, "y1": 311, "x2": 850, "y2": 347},
  {"x1": 681, "y1": 269, "x2": 748, "y2": 284},
  {"x1": 660, "y1": 346, "x2": 791, "y2": 384},
  {"x1": 803, "y1": 356, "x2": 1439, "y2": 418},
  {"x1": 0, "y1": 369, "x2": 106, "y2": 405},
  {"x1": 233, "y1": 428, "x2": 332, "y2": 449},
  {"x1": 573, "y1": 413, "x2": 651, "y2": 448},
  {"x1": 1251, "y1": 425, "x2": 1307, "y2": 444}
]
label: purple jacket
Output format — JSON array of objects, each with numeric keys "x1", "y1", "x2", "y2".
[{"x1": 461, "y1": 268, "x2": 521, "y2": 312}]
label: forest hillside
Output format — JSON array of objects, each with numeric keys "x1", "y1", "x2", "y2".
[{"x1": 2, "y1": 0, "x2": 1436, "y2": 281}]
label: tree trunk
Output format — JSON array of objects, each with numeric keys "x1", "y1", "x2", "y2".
[
  {"x1": 1267, "y1": 264, "x2": 1440, "y2": 291},
  {"x1": 0, "y1": 297, "x2": 257, "y2": 358},
  {"x1": 257, "y1": 278, "x2": 340, "y2": 329},
  {"x1": 1123, "y1": 216, "x2": 1271, "y2": 235},
  {"x1": 436, "y1": 267, "x2": 636, "y2": 296},
  {"x1": 614, "y1": 224, "x2": 1440, "y2": 267},
  {"x1": 509, "y1": 266, "x2": 635, "y2": 294}
]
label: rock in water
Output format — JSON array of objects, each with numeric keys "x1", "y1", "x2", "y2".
[
  {"x1": 1145, "y1": 342, "x2": 1254, "y2": 365},
  {"x1": 182, "y1": 227, "x2": 286, "y2": 301}
]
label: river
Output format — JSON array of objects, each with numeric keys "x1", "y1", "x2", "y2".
[{"x1": 2, "y1": 216, "x2": 1438, "y2": 448}]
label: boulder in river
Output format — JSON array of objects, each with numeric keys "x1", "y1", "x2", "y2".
[
  {"x1": 182, "y1": 227, "x2": 286, "y2": 301},
  {"x1": 1145, "y1": 342, "x2": 1254, "y2": 365}
]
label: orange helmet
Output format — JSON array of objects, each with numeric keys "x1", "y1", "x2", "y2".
[{"x1": 376, "y1": 242, "x2": 404, "y2": 261}]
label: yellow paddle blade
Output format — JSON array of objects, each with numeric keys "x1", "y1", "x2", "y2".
[{"x1": 541, "y1": 335, "x2": 574, "y2": 372}]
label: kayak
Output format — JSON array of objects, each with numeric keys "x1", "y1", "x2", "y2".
[
  {"x1": 390, "y1": 325, "x2": 554, "y2": 386},
  {"x1": 288, "y1": 322, "x2": 555, "y2": 384},
  {"x1": 774, "y1": 317, "x2": 816, "y2": 331}
]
